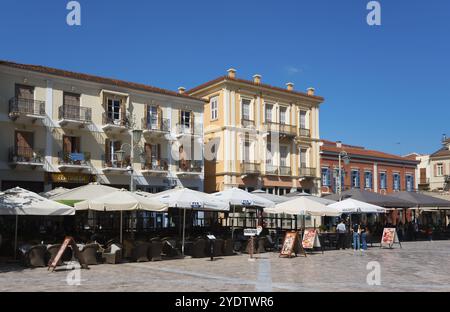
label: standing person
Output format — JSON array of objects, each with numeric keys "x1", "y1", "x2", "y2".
[
  {"x1": 397, "y1": 222, "x2": 404, "y2": 242},
  {"x1": 360, "y1": 223, "x2": 368, "y2": 251},
  {"x1": 413, "y1": 221, "x2": 419, "y2": 241},
  {"x1": 336, "y1": 219, "x2": 347, "y2": 250},
  {"x1": 352, "y1": 222, "x2": 360, "y2": 251}
]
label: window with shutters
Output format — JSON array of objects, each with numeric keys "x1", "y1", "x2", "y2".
[
  {"x1": 351, "y1": 170, "x2": 360, "y2": 188},
  {"x1": 322, "y1": 167, "x2": 331, "y2": 186},
  {"x1": 299, "y1": 148, "x2": 308, "y2": 168},
  {"x1": 393, "y1": 173, "x2": 401, "y2": 191},
  {"x1": 280, "y1": 107, "x2": 287, "y2": 124},
  {"x1": 265, "y1": 104, "x2": 273, "y2": 123},
  {"x1": 364, "y1": 171, "x2": 373, "y2": 189},
  {"x1": 210, "y1": 97, "x2": 218, "y2": 120},
  {"x1": 147, "y1": 105, "x2": 158, "y2": 130},
  {"x1": 406, "y1": 175, "x2": 414, "y2": 192},
  {"x1": 180, "y1": 111, "x2": 191, "y2": 130},
  {"x1": 299, "y1": 110, "x2": 307, "y2": 129},
  {"x1": 15, "y1": 131, "x2": 34, "y2": 159},
  {"x1": 107, "y1": 98, "x2": 121, "y2": 122},
  {"x1": 242, "y1": 99, "x2": 251, "y2": 120},
  {"x1": 437, "y1": 163, "x2": 444, "y2": 176},
  {"x1": 280, "y1": 145, "x2": 289, "y2": 167},
  {"x1": 380, "y1": 172, "x2": 387, "y2": 189}
]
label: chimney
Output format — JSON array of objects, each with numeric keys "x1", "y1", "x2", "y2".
[
  {"x1": 227, "y1": 68, "x2": 236, "y2": 79},
  {"x1": 307, "y1": 87, "x2": 315, "y2": 96},
  {"x1": 253, "y1": 74, "x2": 262, "y2": 84},
  {"x1": 336, "y1": 141, "x2": 342, "y2": 148},
  {"x1": 178, "y1": 87, "x2": 186, "y2": 94},
  {"x1": 286, "y1": 82, "x2": 294, "y2": 91},
  {"x1": 442, "y1": 134, "x2": 447, "y2": 144}
]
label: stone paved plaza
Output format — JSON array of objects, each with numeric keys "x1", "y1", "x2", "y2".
[{"x1": 1, "y1": 241, "x2": 449, "y2": 292}]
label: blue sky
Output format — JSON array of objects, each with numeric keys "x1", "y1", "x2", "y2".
[{"x1": 1, "y1": 0, "x2": 449, "y2": 156}]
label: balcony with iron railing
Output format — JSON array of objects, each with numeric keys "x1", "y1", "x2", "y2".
[
  {"x1": 175, "y1": 160, "x2": 203, "y2": 176},
  {"x1": 8, "y1": 147, "x2": 44, "y2": 167},
  {"x1": 298, "y1": 127, "x2": 311, "y2": 138},
  {"x1": 141, "y1": 158, "x2": 169, "y2": 175},
  {"x1": 58, "y1": 151, "x2": 91, "y2": 171},
  {"x1": 175, "y1": 123, "x2": 203, "y2": 136},
  {"x1": 141, "y1": 117, "x2": 170, "y2": 136},
  {"x1": 58, "y1": 104, "x2": 92, "y2": 127},
  {"x1": 241, "y1": 162, "x2": 261, "y2": 175},
  {"x1": 279, "y1": 166, "x2": 292, "y2": 176},
  {"x1": 102, "y1": 112, "x2": 129, "y2": 134},
  {"x1": 102, "y1": 152, "x2": 131, "y2": 174},
  {"x1": 298, "y1": 166, "x2": 316, "y2": 178},
  {"x1": 241, "y1": 118, "x2": 255, "y2": 128},
  {"x1": 8, "y1": 97, "x2": 46, "y2": 121},
  {"x1": 264, "y1": 163, "x2": 278, "y2": 175}
]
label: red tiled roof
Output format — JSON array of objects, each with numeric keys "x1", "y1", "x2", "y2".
[
  {"x1": 430, "y1": 148, "x2": 450, "y2": 158},
  {"x1": 186, "y1": 75, "x2": 324, "y2": 102},
  {"x1": 0, "y1": 60, "x2": 203, "y2": 101},
  {"x1": 320, "y1": 140, "x2": 419, "y2": 164}
]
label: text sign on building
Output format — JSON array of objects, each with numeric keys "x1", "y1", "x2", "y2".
[{"x1": 244, "y1": 229, "x2": 258, "y2": 236}]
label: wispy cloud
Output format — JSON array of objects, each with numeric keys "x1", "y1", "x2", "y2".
[{"x1": 285, "y1": 66, "x2": 301, "y2": 75}]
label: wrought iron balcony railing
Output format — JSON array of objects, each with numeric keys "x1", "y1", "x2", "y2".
[
  {"x1": 241, "y1": 162, "x2": 261, "y2": 175},
  {"x1": 241, "y1": 118, "x2": 255, "y2": 128},
  {"x1": 298, "y1": 167, "x2": 316, "y2": 177},
  {"x1": 141, "y1": 117, "x2": 170, "y2": 132},
  {"x1": 9, "y1": 147, "x2": 44, "y2": 164},
  {"x1": 102, "y1": 112, "x2": 129, "y2": 127},
  {"x1": 298, "y1": 127, "x2": 311, "y2": 138},
  {"x1": 59, "y1": 105, "x2": 92, "y2": 122},
  {"x1": 141, "y1": 158, "x2": 169, "y2": 171},
  {"x1": 175, "y1": 160, "x2": 203, "y2": 173},
  {"x1": 279, "y1": 166, "x2": 292, "y2": 176},
  {"x1": 58, "y1": 151, "x2": 91, "y2": 166},
  {"x1": 9, "y1": 97, "x2": 45, "y2": 117}
]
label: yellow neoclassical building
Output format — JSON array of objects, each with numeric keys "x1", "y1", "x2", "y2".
[{"x1": 188, "y1": 69, "x2": 324, "y2": 195}]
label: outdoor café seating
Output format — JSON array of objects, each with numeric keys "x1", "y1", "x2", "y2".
[
  {"x1": 47, "y1": 244, "x2": 63, "y2": 266},
  {"x1": 189, "y1": 238, "x2": 206, "y2": 258},
  {"x1": 222, "y1": 238, "x2": 234, "y2": 256},
  {"x1": 131, "y1": 241, "x2": 150, "y2": 262},
  {"x1": 102, "y1": 243, "x2": 122, "y2": 264},
  {"x1": 148, "y1": 239, "x2": 163, "y2": 261},
  {"x1": 79, "y1": 243, "x2": 100, "y2": 265},
  {"x1": 25, "y1": 245, "x2": 47, "y2": 267}
]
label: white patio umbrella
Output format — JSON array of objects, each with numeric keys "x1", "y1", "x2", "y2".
[
  {"x1": 50, "y1": 182, "x2": 118, "y2": 202},
  {"x1": 148, "y1": 188, "x2": 229, "y2": 255},
  {"x1": 212, "y1": 188, "x2": 275, "y2": 239},
  {"x1": 40, "y1": 187, "x2": 69, "y2": 199},
  {"x1": 0, "y1": 187, "x2": 75, "y2": 258},
  {"x1": 251, "y1": 190, "x2": 289, "y2": 204},
  {"x1": 327, "y1": 198, "x2": 387, "y2": 214},
  {"x1": 264, "y1": 196, "x2": 341, "y2": 217},
  {"x1": 75, "y1": 189, "x2": 167, "y2": 243}
]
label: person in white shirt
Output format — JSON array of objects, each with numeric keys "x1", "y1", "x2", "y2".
[{"x1": 336, "y1": 220, "x2": 347, "y2": 250}]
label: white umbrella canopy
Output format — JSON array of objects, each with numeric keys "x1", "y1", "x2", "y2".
[
  {"x1": 264, "y1": 196, "x2": 341, "y2": 217},
  {"x1": 251, "y1": 190, "x2": 289, "y2": 204},
  {"x1": 212, "y1": 187, "x2": 275, "y2": 208},
  {"x1": 327, "y1": 198, "x2": 387, "y2": 214},
  {"x1": 0, "y1": 187, "x2": 75, "y2": 216},
  {"x1": 40, "y1": 187, "x2": 69, "y2": 199},
  {"x1": 50, "y1": 182, "x2": 118, "y2": 201},
  {"x1": 147, "y1": 187, "x2": 229, "y2": 211},
  {"x1": 74, "y1": 189, "x2": 167, "y2": 212},
  {"x1": 0, "y1": 187, "x2": 74, "y2": 259}
]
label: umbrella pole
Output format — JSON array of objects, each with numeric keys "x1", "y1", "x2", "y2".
[
  {"x1": 182, "y1": 208, "x2": 186, "y2": 256},
  {"x1": 231, "y1": 204, "x2": 235, "y2": 240},
  {"x1": 14, "y1": 215, "x2": 18, "y2": 260},
  {"x1": 120, "y1": 211, "x2": 123, "y2": 244}
]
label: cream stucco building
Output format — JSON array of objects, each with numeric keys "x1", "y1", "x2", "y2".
[
  {"x1": 0, "y1": 61, "x2": 205, "y2": 193},
  {"x1": 187, "y1": 69, "x2": 324, "y2": 195}
]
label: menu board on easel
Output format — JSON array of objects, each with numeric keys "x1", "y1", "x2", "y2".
[
  {"x1": 302, "y1": 229, "x2": 321, "y2": 249},
  {"x1": 48, "y1": 236, "x2": 88, "y2": 272},
  {"x1": 380, "y1": 228, "x2": 402, "y2": 249},
  {"x1": 280, "y1": 231, "x2": 306, "y2": 258}
]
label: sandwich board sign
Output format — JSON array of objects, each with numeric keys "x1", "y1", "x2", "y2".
[
  {"x1": 302, "y1": 229, "x2": 322, "y2": 252},
  {"x1": 48, "y1": 236, "x2": 88, "y2": 272},
  {"x1": 280, "y1": 231, "x2": 306, "y2": 258},
  {"x1": 380, "y1": 228, "x2": 402, "y2": 249}
]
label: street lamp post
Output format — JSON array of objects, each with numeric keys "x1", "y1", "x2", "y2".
[
  {"x1": 338, "y1": 151, "x2": 349, "y2": 200},
  {"x1": 116, "y1": 129, "x2": 143, "y2": 192}
]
